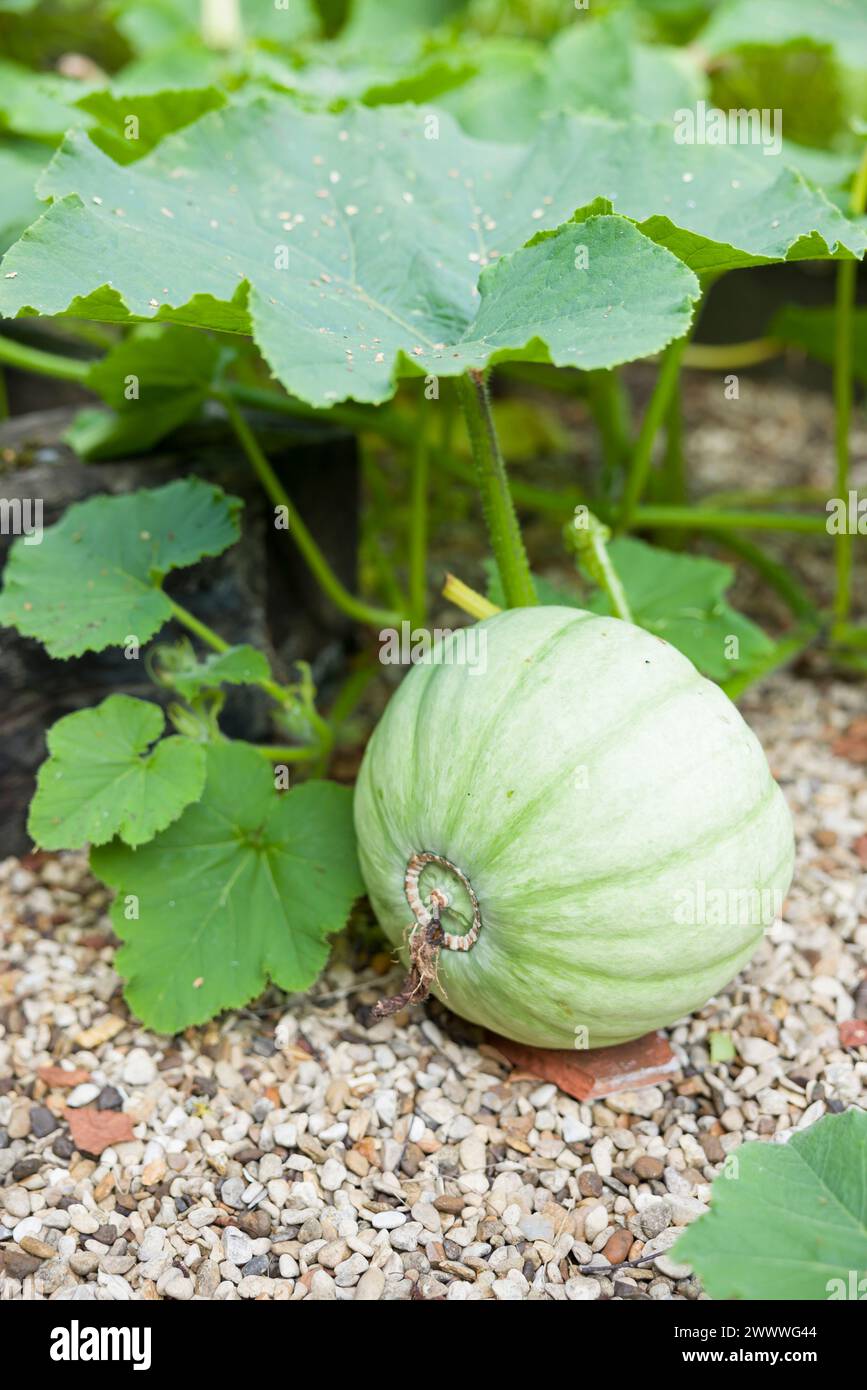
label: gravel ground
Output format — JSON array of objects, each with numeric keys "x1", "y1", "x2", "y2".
[{"x1": 1, "y1": 671, "x2": 865, "y2": 1302}]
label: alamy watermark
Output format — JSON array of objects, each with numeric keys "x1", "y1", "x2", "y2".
[
  {"x1": 673, "y1": 882, "x2": 783, "y2": 927},
  {"x1": 50, "y1": 1319, "x2": 151, "y2": 1370},
  {"x1": 826, "y1": 490, "x2": 867, "y2": 534},
  {"x1": 0, "y1": 496, "x2": 42, "y2": 545},
  {"x1": 673, "y1": 101, "x2": 782, "y2": 157},
  {"x1": 379, "y1": 621, "x2": 487, "y2": 674}
]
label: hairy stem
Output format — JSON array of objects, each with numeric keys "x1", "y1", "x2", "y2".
[{"x1": 456, "y1": 369, "x2": 537, "y2": 608}]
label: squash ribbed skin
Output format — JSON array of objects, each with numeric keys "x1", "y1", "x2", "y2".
[{"x1": 354, "y1": 607, "x2": 794, "y2": 1048}]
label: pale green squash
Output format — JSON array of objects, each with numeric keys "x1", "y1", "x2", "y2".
[{"x1": 354, "y1": 607, "x2": 794, "y2": 1048}]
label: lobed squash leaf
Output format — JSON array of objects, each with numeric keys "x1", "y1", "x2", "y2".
[
  {"x1": 29, "y1": 694, "x2": 206, "y2": 850},
  {"x1": 91, "y1": 740, "x2": 364, "y2": 1033},
  {"x1": 0, "y1": 476, "x2": 242, "y2": 657}
]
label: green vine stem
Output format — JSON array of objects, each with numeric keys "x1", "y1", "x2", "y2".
[
  {"x1": 586, "y1": 368, "x2": 631, "y2": 494},
  {"x1": 832, "y1": 144, "x2": 867, "y2": 639},
  {"x1": 256, "y1": 744, "x2": 321, "y2": 762},
  {"x1": 0, "y1": 333, "x2": 92, "y2": 383},
  {"x1": 633, "y1": 505, "x2": 829, "y2": 534},
  {"x1": 219, "y1": 392, "x2": 401, "y2": 629},
  {"x1": 408, "y1": 423, "x2": 429, "y2": 630},
  {"x1": 456, "y1": 368, "x2": 537, "y2": 608},
  {"x1": 438, "y1": 451, "x2": 835, "y2": 533},
  {"x1": 619, "y1": 336, "x2": 689, "y2": 530},
  {"x1": 660, "y1": 381, "x2": 685, "y2": 506},
  {"x1": 165, "y1": 599, "x2": 230, "y2": 654}
]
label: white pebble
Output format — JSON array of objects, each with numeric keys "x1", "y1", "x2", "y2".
[
  {"x1": 122, "y1": 1049, "x2": 157, "y2": 1086},
  {"x1": 66, "y1": 1083, "x2": 100, "y2": 1107},
  {"x1": 370, "y1": 1211, "x2": 406, "y2": 1230}
]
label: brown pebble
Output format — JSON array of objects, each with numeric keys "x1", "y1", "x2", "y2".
[
  {"x1": 602, "y1": 1228, "x2": 633, "y2": 1265},
  {"x1": 633, "y1": 1155, "x2": 665, "y2": 1180},
  {"x1": 345, "y1": 1148, "x2": 370, "y2": 1177},
  {"x1": 239, "y1": 1210, "x2": 271, "y2": 1238},
  {"x1": 400, "y1": 1142, "x2": 423, "y2": 1177},
  {"x1": 815, "y1": 829, "x2": 837, "y2": 847},
  {"x1": 578, "y1": 1171, "x2": 603, "y2": 1198},
  {"x1": 19, "y1": 1235, "x2": 56, "y2": 1259},
  {"x1": 433, "y1": 1195, "x2": 464, "y2": 1214},
  {"x1": 437, "y1": 1259, "x2": 475, "y2": 1280},
  {"x1": 612, "y1": 1166, "x2": 637, "y2": 1185},
  {"x1": 699, "y1": 1134, "x2": 726, "y2": 1163},
  {"x1": 0, "y1": 1250, "x2": 41, "y2": 1279}
]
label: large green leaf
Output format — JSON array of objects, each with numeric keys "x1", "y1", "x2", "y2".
[
  {"x1": 0, "y1": 476, "x2": 242, "y2": 657},
  {"x1": 0, "y1": 101, "x2": 706, "y2": 403},
  {"x1": 2, "y1": 98, "x2": 862, "y2": 399},
  {"x1": 29, "y1": 695, "x2": 206, "y2": 850},
  {"x1": 675, "y1": 1110, "x2": 867, "y2": 1299},
  {"x1": 91, "y1": 740, "x2": 364, "y2": 1032},
  {"x1": 342, "y1": 0, "x2": 465, "y2": 45}
]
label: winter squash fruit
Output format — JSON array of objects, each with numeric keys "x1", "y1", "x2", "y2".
[{"x1": 354, "y1": 606, "x2": 794, "y2": 1048}]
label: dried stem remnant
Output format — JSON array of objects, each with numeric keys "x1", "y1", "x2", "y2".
[
  {"x1": 370, "y1": 907, "x2": 445, "y2": 1020},
  {"x1": 371, "y1": 855, "x2": 483, "y2": 1021}
]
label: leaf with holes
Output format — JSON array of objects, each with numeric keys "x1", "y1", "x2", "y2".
[
  {"x1": 90, "y1": 741, "x2": 363, "y2": 1032},
  {"x1": 29, "y1": 695, "x2": 206, "y2": 849},
  {"x1": 1, "y1": 97, "x2": 862, "y2": 402},
  {"x1": 0, "y1": 476, "x2": 242, "y2": 657},
  {"x1": 0, "y1": 101, "x2": 704, "y2": 404}
]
